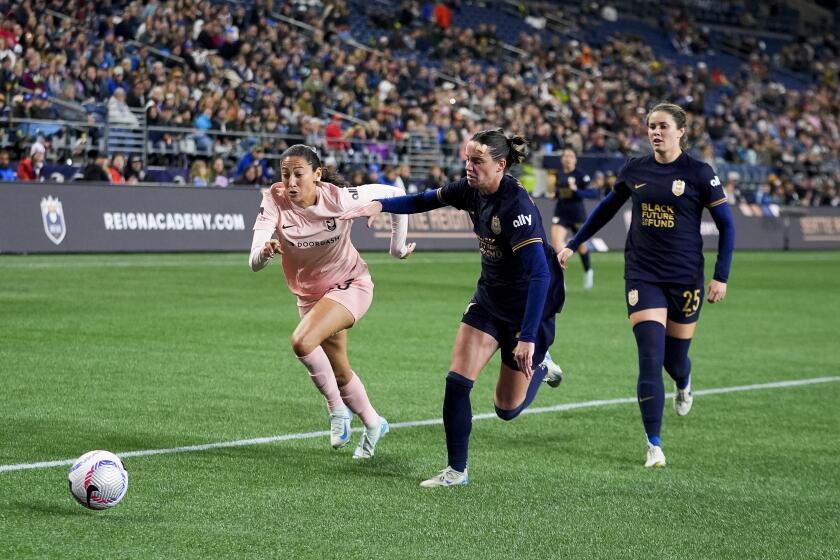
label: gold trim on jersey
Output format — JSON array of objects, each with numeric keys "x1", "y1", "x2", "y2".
[
  {"x1": 708, "y1": 198, "x2": 727, "y2": 208},
  {"x1": 511, "y1": 238, "x2": 543, "y2": 252},
  {"x1": 436, "y1": 188, "x2": 446, "y2": 205}
]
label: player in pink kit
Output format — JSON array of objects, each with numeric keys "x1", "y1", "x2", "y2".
[{"x1": 249, "y1": 144, "x2": 415, "y2": 459}]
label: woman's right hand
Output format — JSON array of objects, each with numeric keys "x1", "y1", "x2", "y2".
[
  {"x1": 339, "y1": 201, "x2": 384, "y2": 227},
  {"x1": 261, "y1": 239, "x2": 282, "y2": 259},
  {"x1": 557, "y1": 247, "x2": 574, "y2": 270}
]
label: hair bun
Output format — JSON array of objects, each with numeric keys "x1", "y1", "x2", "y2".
[{"x1": 507, "y1": 134, "x2": 529, "y2": 165}]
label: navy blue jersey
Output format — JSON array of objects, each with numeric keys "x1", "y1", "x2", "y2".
[
  {"x1": 554, "y1": 168, "x2": 593, "y2": 224},
  {"x1": 614, "y1": 152, "x2": 727, "y2": 283},
  {"x1": 437, "y1": 176, "x2": 564, "y2": 321}
]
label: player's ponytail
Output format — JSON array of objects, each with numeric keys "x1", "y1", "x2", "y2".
[
  {"x1": 320, "y1": 167, "x2": 351, "y2": 189},
  {"x1": 470, "y1": 128, "x2": 529, "y2": 170},
  {"x1": 279, "y1": 144, "x2": 350, "y2": 188},
  {"x1": 506, "y1": 134, "x2": 529, "y2": 166}
]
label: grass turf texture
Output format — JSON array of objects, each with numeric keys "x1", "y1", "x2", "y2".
[{"x1": 1, "y1": 251, "x2": 838, "y2": 559}]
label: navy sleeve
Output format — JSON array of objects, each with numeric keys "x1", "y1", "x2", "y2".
[
  {"x1": 566, "y1": 190, "x2": 629, "y2": 252},
  {"x1": 515, "y1": 242, "x2": 550, "y2": 343},
  {"x1": 708, "y1": 202, "x2": 735, "y2": 282},
  {"x1": 696, "y1": 162, "x2": 727, "y2": 208},
  {"x1": 379, "y1": 190, "x2": 446, "y2": 214},
  {"x1": 501, "y1": 190, "x2": 544, "y2": 254}
]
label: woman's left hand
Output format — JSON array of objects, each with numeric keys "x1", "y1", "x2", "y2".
[
  {"x1": 513, "y1": 340, "x2": 536, "y2": 379},
  {"x1": 707, "y1": 279, "x2": 727, "y2": 303}
]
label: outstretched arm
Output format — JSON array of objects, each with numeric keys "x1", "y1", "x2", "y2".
[
  {"x1": 356, "y1": 184, "x2": 417, "y2": 259},
  {"x1": 558, "y1": 190, "x2": 628, "y2": 268},
  {"x1": 339, "y1": 189, "x2": 447, "y2": 222}
]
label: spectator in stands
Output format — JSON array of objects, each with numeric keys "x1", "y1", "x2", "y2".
[
  {"x1": 16, "y1": 142, "x2": 46, "y2": 181},
  {"x1": 232, "y1": 161, "x2": 261, "y2": 186},
  {"x1": 31, "y1": 91, "x2": 54, "y2": 119},
  {"x1": 108, "y1": 153, "x2": 126, "y2": 184},
  {"x1": 422, "y1": 164, "x2": 447, "y2": 191},
  {"x1": 325, "y1": 114, "x2": 349, "y2": 151},
  {"x1": 209, "y1": 157, "x2": 229, "y2": 187},
  {"x1": 190, "y1": 159, "x2": 209, "y2": 187},
  {"x1": 234, "y1": 144, "x2": 271, "y2": 182},
  {"x1": 398, "y1": 163, "x2": 418, "y2": 193},
  {"x1": 107, "y1": 87, "x2": 139, "y2": 126},
  {"x1": 124, "y1": 155, "x2": 147, "y2": 184},
  {"x1": 126, "y1": 79, "x2": 147, "y2": 109},
  {"x1": 725, "y1": 173, "x2": 741, "y2": 205},
  {"x1": 350, "y1": 169, "x2": 365, "y2": 187},
  {"x1": 80, "y1": 149, "x2": 111, "y2": 182},
  {"x1": 380, "y1": 165, "x2": 402, "y2": 188},
  {"x1": 0, "y1": 149, "x2": 17, "y2": 181},
  {"x1": 0, "y1": 36, "x2": 14, "y2": 67}
]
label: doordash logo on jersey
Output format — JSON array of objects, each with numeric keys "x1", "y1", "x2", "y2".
[{"x1": 513, "y1": 214, "x2": 532, "y2": 228}]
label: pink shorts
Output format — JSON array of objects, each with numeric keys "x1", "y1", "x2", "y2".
[{"x1": 297, "y1": 275, "x2": 374, "y2": 323}]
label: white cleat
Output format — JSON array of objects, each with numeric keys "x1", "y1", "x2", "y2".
[
  {"x1": 329, "y1": 406, "x2": 352, "y2": 449},
  {"x1": 420, "y1": 466, "x2": 469, "y2": 488},
  {"x1": 673, "y1": 380, "x2": 693, "y2": 417},
  {"x1": 583, "y1": 269, "x2": 594, "y2": 290},
  {"x1": 645, "y1": 443, "x2": 666, "y2": 468},
  {"x1": 541, "y1": 352, "x2": 564, "y2": 388},
  {"x1": 352, "y1": 416, "x2": 389, "y2": 459}
]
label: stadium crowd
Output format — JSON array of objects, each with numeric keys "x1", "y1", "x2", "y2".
[{"x1": 0, "y1": 0, "x2": 837, "y2": 205}]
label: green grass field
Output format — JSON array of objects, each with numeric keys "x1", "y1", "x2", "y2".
[{"x1": 1, "y1": 251, "x2": 838, "y2": 559}]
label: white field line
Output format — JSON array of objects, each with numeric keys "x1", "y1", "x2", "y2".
[{"x1": 1, "y1": 376, "x2": 837, "y2": 474}]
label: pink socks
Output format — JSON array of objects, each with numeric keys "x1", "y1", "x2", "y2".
[
  {"x1": 297, "y1": 348, "x2": 343, "y2": 411},
  {"x1": 339, "y1": 373, "x2": 379, "y2": 428}
]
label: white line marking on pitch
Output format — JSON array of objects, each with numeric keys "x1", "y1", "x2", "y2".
[{"x1": 1, "y1": 376, "x2": 837, "y2": 474}]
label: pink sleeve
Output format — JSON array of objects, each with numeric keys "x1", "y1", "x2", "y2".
[{"x1": 253, "y1": 191, "x2": 279, "y2": 231}]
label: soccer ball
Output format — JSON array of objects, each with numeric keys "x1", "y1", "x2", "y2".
[{"x1": 68, "y1": 450, "x2": 129, "y2": 510}]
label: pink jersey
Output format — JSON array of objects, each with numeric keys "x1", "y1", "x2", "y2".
[{"x1": 252, "y1": 181, "x2": 407, "y2": 300}]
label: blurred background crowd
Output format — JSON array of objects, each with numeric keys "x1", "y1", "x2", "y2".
[{"x1": 0, "y1": 0, "x2": 838, "y2": 207}]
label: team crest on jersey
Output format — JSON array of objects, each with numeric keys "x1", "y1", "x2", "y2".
[
  {"x1": 671, "y1": 179, "x2": 685, "y2": 196},
  {"x1": 491, "y1": 216, "x2": 501, "y2": 235},
  {"x1": 325, "y1": 218, "x2": 337, "y2": 231},
  {"x1": 628, "y1": 289, "x2": 639, "y2": 306},
  {"x1": 40, "y1": 195, "x2": 67, "y2": 245}
]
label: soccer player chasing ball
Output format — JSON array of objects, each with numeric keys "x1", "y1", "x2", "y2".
[
  {"x1": 341, "y1": 129, "x2": 566, "y2": 487},
  {"x1": 249, "y1": 144, "x2": 415, "y2": 459}
]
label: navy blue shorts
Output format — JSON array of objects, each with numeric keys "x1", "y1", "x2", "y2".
[
  {"x1": 625, "y1": 279, "x2": 705, "y2": 324},
  {"x1": 551, "y1": 216, "x2": 583, "y2": 230},
  {"x1": 461, "y1": 298, "x2": 557, "y2": 371}
]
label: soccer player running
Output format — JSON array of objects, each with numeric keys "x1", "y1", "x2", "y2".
[
  {"x1": 558, "y1": 103, "x2": 736, "y2": 467},
  {"x1": 249, "y1": 144, "x2": 416, "y2": 459},
  {"x1": 340, "y1": 129, "x2": 566, "y2": 487},
  {"x1": 551, "y1": 148, "x2": 599, "y2": 290}
]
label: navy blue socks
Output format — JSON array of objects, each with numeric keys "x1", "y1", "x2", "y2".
[
  {"x1": 580, "y1": 251, "x2": 592, "y2": 272},
  {"x1": 664, "y1": 336, "x2": 692, "y2": 390},
  {"x1": 633, "y1": 321, "x2": 666, "y2": 446},
  {"x1": 495, "y1": 364, "x2": 547, "y2": 421},
  {"x1": 443, "y1": 371, "x2": 473, "y2": 472}
]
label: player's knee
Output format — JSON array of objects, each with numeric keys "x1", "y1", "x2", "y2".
[
  {"x1": 290, "y1": 331, "x2": 318, "y2": 357},
  {"x1": 494, "y1": 402, "x2": 522, "y2": 421}
]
